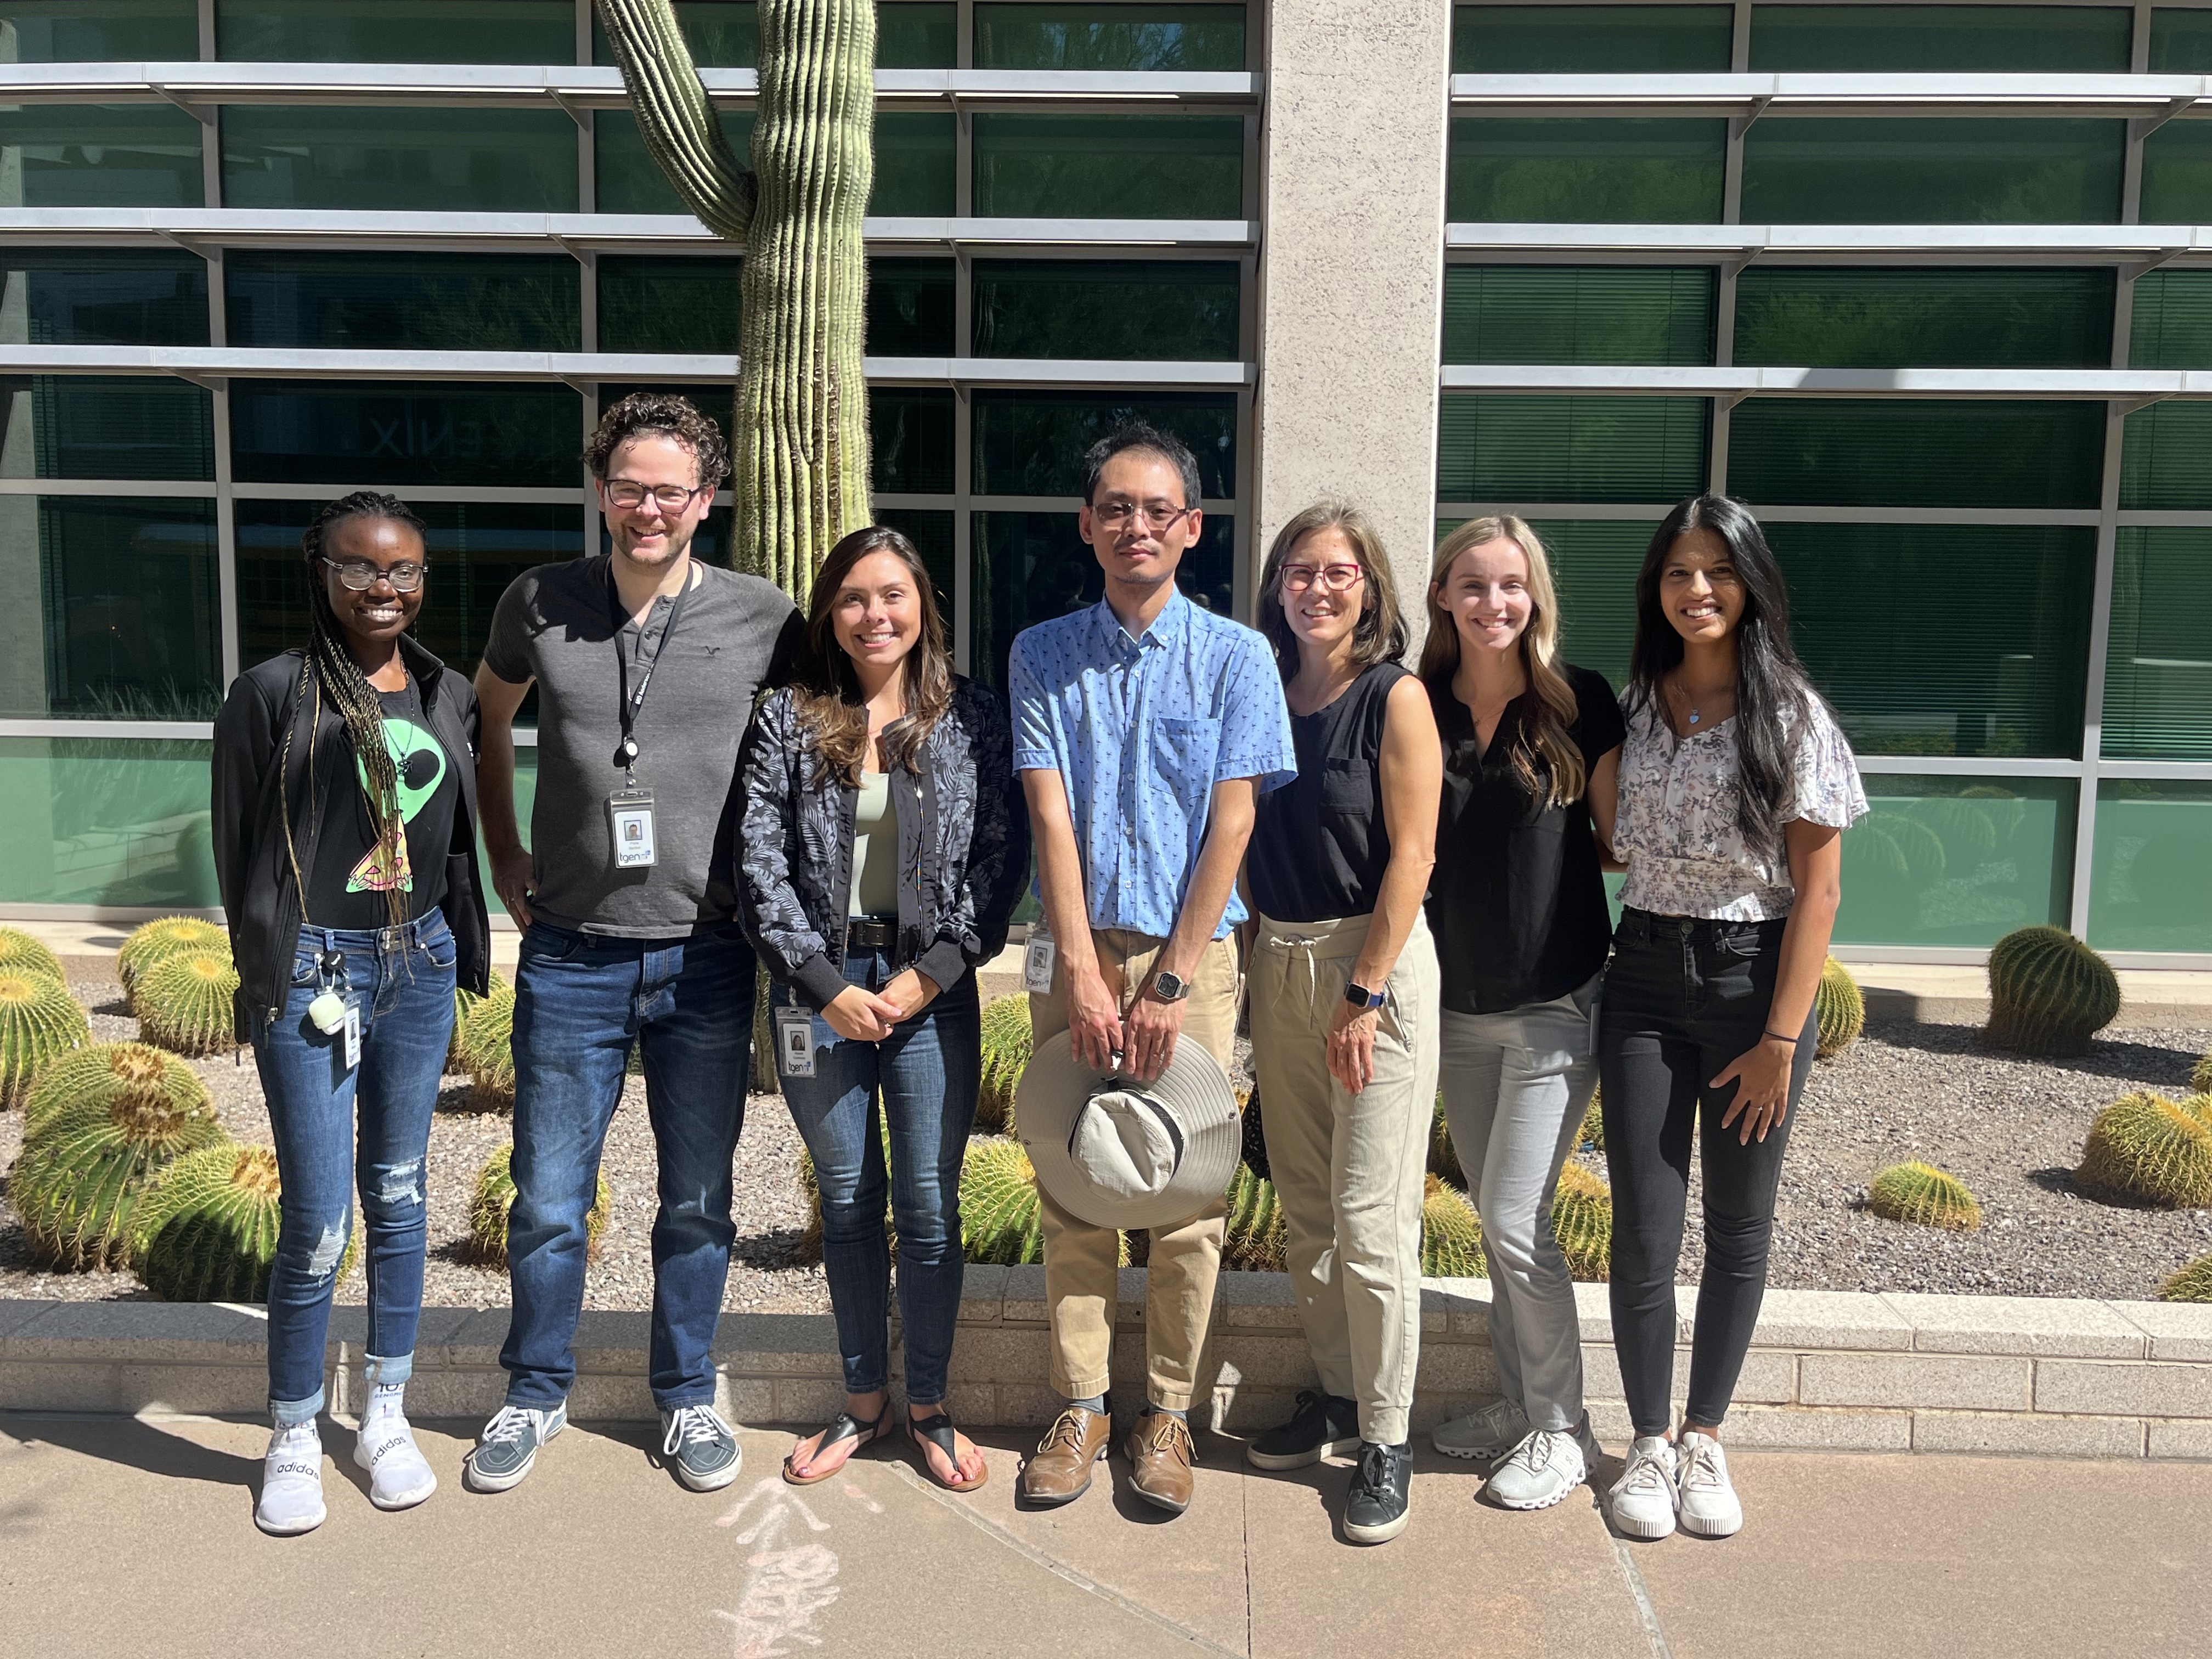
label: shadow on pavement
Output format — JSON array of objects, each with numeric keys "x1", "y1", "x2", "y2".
[{"x1": 6, "y1": 1413, "x2": 257, "y2": 1491}]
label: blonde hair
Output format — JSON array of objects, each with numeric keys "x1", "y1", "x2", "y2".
[
  {"x1": 1255, "y1": 500, "x2": 1409, "y2": 678},
  {"x1": 1419, "y1": 515, "x2": 1587, "y2": 806}
]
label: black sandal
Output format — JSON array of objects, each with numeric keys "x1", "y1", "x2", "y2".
[
  {"x1": 782, "y1": 1401, "x2": 894, "y2": 1486},
  {"x1": 906, "y1": 1406, "x2": 988, "y2": 1493}
]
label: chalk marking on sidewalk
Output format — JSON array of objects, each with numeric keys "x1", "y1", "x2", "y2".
[
  {"x1": 1607, "y1": 1536, "x2": 1674, "y2": 1659},
  {"x1": 886, "y1": 1460, "x2": 1245, "y2": 1658},
  {"x1": 712, "y1": 1477, "x2": 842, "y2": 1657}
]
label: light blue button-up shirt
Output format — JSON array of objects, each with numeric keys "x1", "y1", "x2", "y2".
[{"x1": 1010, "y1": 589, "x2": 1296, "y2": 940}]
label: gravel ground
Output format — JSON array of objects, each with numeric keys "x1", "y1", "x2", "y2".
[{"x1": 4, "y1": 977, "x2": 2208, "y2": 1308}]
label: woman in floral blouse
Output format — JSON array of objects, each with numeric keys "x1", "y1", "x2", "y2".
[{"x1": 1595, "y1": 494, "x2": 1866, "y2": 1545}]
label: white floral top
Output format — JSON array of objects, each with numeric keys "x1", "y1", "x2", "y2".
[{"x1": 1613, "y1": 697, "x2": 1868, "y2": 921}]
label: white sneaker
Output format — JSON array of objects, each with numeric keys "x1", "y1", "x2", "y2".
[
  {"x1": 1607, "y1": 1435, "x2": 1679, "y2": 1540},
  {"x1": 1485, "y1": 1418, "x2": 1598, "y2": 1511},
  {"x1": 355, "y1": 1403, "x2": 438, "y2": 1511},
  {"x1": 1431, "y1": 1396, "x2": 1532, "y2": 1462},
  {"x1": 1675, "y1": 1430, "x2": 1743, "y2": 1538},
  {"x1": 256, "y1": 1421, "x2": 327, "y2": 1536}
]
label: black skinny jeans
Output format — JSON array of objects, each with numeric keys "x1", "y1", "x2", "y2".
[{"x1": 1597, "y1": 907, "x2": 1816, "y2": 1436}]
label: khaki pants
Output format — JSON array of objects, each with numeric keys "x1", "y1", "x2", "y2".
[
  {"x1": 1030, "y1": 928, "x2": 1240, "y2": 1410},
  {"x1": 1248, "y1": 910, "x2": 1439, "y2": 1446}
]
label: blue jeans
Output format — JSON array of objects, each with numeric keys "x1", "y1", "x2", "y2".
[
  {"x1": 501, "y1": 921, "x2": 755, "y2": 1411},
  {"x1": 255, "y1": 914, "x2": 456, "y2": 1426},
  {"x1": 775, "y1": 951, "x2": 979, "y2": 1404}
]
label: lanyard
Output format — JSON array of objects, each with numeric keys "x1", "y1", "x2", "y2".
[{"x1": 611, "y1": 563, "x2": 694, "y2": 781}]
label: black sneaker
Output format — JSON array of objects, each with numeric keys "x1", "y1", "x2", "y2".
[
  {"x1": 1342, "y1": 1440, "x2": 1414, "y2": 1545},
  {"x1": 1246, "y1": 1389, "x2": 1361, "y2": 1471}
]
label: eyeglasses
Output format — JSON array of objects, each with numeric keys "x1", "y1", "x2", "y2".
[
  {"x1": 322, "y1": 556, "x2": 427, "y2": 593},
  {"x1": 1091, "y1": 498, "x2": 1195, "y2": 533},
  {"x1": 1278, "y1": 563, "x2": 1365, "y2": 595},
  {"x1": 603, "y1": 478, "x2": 709, "y2": 512}
]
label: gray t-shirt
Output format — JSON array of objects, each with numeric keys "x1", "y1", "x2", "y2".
[{"x1": 482, "y1": 555, "x2": 802, "y2": 936}]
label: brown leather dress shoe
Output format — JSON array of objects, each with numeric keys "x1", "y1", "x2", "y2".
[
  {"x1": 1124, "y1": 1410, "x2": 1197, "y2": 1515},
  {"x1": 1018, "y1": 1406, "x2": 1112, "y2": 1506}
]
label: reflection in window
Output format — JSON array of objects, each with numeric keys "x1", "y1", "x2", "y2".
[
  {"x1": 1448, "y1": 119, "x2": 1725, "y2": 224},
  {"x1": 0, "y1": 377, "x2": 215, "y2": 481},
  {"x1": 0, "y1": 1, "x2": 198, "y2": 60},
  {"x1": 0, "y1": 105, "x2": 205, "y2": 208},
  {"x1": 972, "y1": 390, "x2": 1238, "y2": 497},
  {"x1": 867, "y1": 258, "x2": 956, "y2": 356},
  {"x1": 2102, "y1": 529, "x2": 2212, "y2": 761},
  {"x1": 230, "y1": 381, "x2": 583, "y2": 488},
  {"x1": 1835, "y1": 776, "x2": 2073, "y2": 947},
  {"x1": 1740, "y1": 119, "x2": 2125, "y2": 225},
  {"x1": 873, "y1": 387, "x2": 957, "y2": 495},
  {"x1": 226, "y1": 253, "x2": 580, "y2": 352},
  {"x1": 1437, "y1": 395, "x2": 1709, "y2": 505},
  {"x1": 1728, "y1": 398, "x2": 2103, "y2": 509},
  {"x1": 1747, "y1": 5, "x2": 2132, "y2": 71},
  {"x1": 1732, "y1": 267, "x2": 2114, "y2": 370},
  {"x1": 0, "y1": 738, "x2": 221, "y2": 909},
  {"x1": 2091, "y1": 781, "x2": 2212, "y2": 952},
  {"x1": 597, "y1": 111, "x2": 755, "y2": 216},
  {"x1": 870, "y1": 507, "x2": 957, "y2": 628},
  {"x1": 972, "y1": 260, "x2": 1240, "y2": 361},
  {"x1": 223, "y1": 107, "x2": 579, "y2": 213},
  {"x1": 1443, "y1": 266, "x2": 1715, "y2": 367},
  {"x1": 975, "y1": 3, "x2": 1247, "y2": 70},
  {"x1": 871, "y1": 113, "x2": 957, "y2": 217},
  {"x1": 973, "y1": 115, "x2": 1243, "y2": 219},
  {"x1": 1452, "y1": 4, "x2": 1734, "y2": 72},
  {"x1": 0, "y1": 250, "x2": 208, "y2": 348},
  {"x1": 0, "y1": 496, "x2": 220, "y2": 720},
  {"x1": 217, "y1": 0, "x2": 574, "y2": 63},
  {"x1": 599, "y1": 256, "x2": 742, "y2": 356}
]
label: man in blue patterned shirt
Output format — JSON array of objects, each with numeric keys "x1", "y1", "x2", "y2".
[{"x1": 1009, "y1": 422, "x2": 1295, "y2": 1517}]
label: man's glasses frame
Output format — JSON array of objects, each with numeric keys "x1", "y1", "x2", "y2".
[
  {"x1": 602, "y1": 478, "x2": 712, "y2": 513},
  {"x1": 1090, "y1": 498, "x2": 1198, "y2": 534}
]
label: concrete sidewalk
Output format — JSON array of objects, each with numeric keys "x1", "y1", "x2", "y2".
[{"x1": 4, "y1": 1413, "x2": 2205, "y2": 1658}]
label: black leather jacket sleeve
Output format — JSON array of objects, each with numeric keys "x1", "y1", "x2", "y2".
[{"x1": 211, "y1": 666, "x2": 281, "y2": 944}]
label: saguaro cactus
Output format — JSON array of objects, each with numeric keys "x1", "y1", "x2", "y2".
[{"x1": 596, "y1": 0, "x2": 874, "y2": 596}]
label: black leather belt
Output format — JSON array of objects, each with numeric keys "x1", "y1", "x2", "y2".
[{"x1": 845, "y1": 916, "x2": 899, "y2": 950}]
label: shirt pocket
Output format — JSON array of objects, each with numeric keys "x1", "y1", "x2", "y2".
[
  {"x1": 1152, "y1": 716, "x2": 1222, "y2": 808},
  {"x1": 1319, "y1": 757, "x2": 1373, "y2": 812}
]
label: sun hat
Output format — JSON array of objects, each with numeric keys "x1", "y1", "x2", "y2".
[{"x1": 1017, "y1": 1031, "x2": 1242, "y2": 1231}]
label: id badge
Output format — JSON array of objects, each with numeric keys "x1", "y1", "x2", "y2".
[
  {"x1": 608, "y1": 787, "x2": 657, "y2": 868},
  {"x1": 774, "y1": 1005, "x2": 816, "y2": 1078},
  {"x1": 342, "y1": 1001, "x2": 362, "y2": 1071},
  {"x1": 1022, "y1": 926, "x2": 1057, "y2": 995}
]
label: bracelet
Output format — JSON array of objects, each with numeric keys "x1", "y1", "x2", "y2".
[{"x1": 1762, "y1": 1028, "x2": 1802, "y2": 1046}]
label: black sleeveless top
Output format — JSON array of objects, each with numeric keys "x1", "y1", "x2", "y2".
[{"x1": 1248, "y1": 662, "x2": 1409, "y2": 924}]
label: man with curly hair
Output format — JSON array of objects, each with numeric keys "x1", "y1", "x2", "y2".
[{"x1": 465, "y1": 393, "x2": 803, "y2": 1496}]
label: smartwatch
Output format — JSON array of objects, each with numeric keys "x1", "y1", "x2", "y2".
[
  {"x1": 1344, "y1": 981, "x2": 1386, "y2": 1011},
  {"x1": 1150, "y1": 969, "x2": 1190, "y2": 1003}
]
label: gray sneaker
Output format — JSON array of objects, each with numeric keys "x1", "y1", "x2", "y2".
[
  {"x1": 660, "y1": 1403, "x2": 742, "y2": 1492},
  {"x1": 1430, "y1": 1396, "x2": 1531, "y2": 1462},
  {"x1": 465, "y1": 1402, "x2": 566, "y2": 1493},
  {"x1": 1485, "y1": 1418, "x2": 1599, "y2": 1511}
]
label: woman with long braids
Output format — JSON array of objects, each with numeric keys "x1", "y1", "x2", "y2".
[
  {"x1": 1595, "y1": 495, "x2": 1864, "y2": 1543},
  {"x1": 212, "y1": 492, "x2": 490, "y2": 1534}
]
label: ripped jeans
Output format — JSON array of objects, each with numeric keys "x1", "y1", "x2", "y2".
[{"x1": 255, "y1": 913, "x2": 456, "y2": 1425}]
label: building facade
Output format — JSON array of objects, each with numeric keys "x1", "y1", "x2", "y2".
[{"x1": 2, "y1": 0, "x2": 2208, "y2": 962}]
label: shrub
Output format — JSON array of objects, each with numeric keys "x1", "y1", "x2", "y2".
[
  {"x1": 449, "y1": 970, "x2": 508, "y2": 1073},
  {"x1": 2159, "y1": 1252, "x2": 2212, "y2": 1303},
  {"x1": 132, "y1": 1144, "x2": 354, "y2": 1302},
  {"x1": 0, "y1": 969, "x2": 91, "y2": 1109},
  {"x1": 2076, "y1": 1091, "x2": 2212, "y2": 1209},
  {"x1": 0, "y1": 927, "x2": 64, "y2": 982},
  {"x1": 976, "y1": 994, "x2": 1031, "y2": 1134},
  {"x1": 1815, "y1": 957, "x2": 1864, "y2": 1059},
  {"x1": 1867, "y1": 1161, "x2": 1982, "y2": 1231},
  {"x1": 1983, "y1": 926, "x2": 2120, "y2": 1057},
  {"x1": 1223, "y1": 1162, "x2": 1287, "y2": 1272},
  {"x1": 1553, "y1": 1161, "x2": 1612, "y2": 1282},
  {"x1": 134, "y1": 952, "x2": 238, "y2": 1058},
  {"x1": 453, "y1": 977, "x2": 516, "y2": 1110},
  {"x1": 1420, "y1": 1173, "x2": 1485, "y2": 1277},
  {"x1": 9, "y1": 1043, "x2": 225, "y2": 1268},
  {"x1": 462, "y1": 1142, "x2": 609, "y2": 1268},
  {"x1": 117, "y1": 916, "x2": 228, "y2": 1009},
  {"x1": 2192, "y1": 1046, "x2": 2211, "y2": 1098},
  {"x1": 960, "y1": 1136, "x2": 1043, "y2": 1265}
]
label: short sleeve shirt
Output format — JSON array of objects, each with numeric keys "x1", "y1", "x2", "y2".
[
  {"x1": 1614, "y1": 693, "x2": 1869, "y2": 921},
  {"x1": 1009, "y1": 589, "x2": 1296, "y2": 939}
]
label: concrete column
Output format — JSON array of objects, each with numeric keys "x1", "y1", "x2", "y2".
[{"x1": 1251, "y1": 1, "x2": 1452, "y2": 651}]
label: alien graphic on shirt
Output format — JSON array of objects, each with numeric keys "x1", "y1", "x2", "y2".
[{"x1": 347, "y1": 718, "x2": 446, "y2": 893}]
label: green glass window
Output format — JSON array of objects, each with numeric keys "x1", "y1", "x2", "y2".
[
  {"x1": 1727, "y1": 399, "x2": 2105, "y2": 509},
  {"x1": 1448, "y1": 119, "x2": 1725, "y2": 225},
  {"x1": 972, "y1": 390, "x2": 1237, "y2": 497},
  {"x1": 2119, "y1": 400, "x2": 2212, "y2": 509},
  {"x1": 595, "y1": 2, "x2": 758, "y2": 65},
  {"x1": 973, "y1": 115, "x2": 1243, "y2": 219},
  {"x1": 224, "y1": 108, "x2": 578, "y2": 212},
  {"x1": 0, "y1": 105, "x2": 204, "y2": 208},
  {"x1": 1747, "y1": 5, "x2": 2133, "y2": 71},
  {"x1": 0, "y1": 2, "x2": 198, "y2": 60},
  {"x1": 1741, "y1": 120, "x2": 2125, "y2": 225},
  {"x1": 871, "y1": 112, "x2": 956, "y2": 217},
  {"x1": 975, "y1": 3, "x2": 1246, "y2": 70},
  {"x1": 2140, "y1": 120, "x2": 2212, "y2": 225},
  {"x1": 1765, "y1": 523, "x2": 2092, "y2": 758},
  {"x1": 879, "y1": 3, "x2": 957, "y2": 67},
  {"x1": 226, "y1": 253, "x2": 579, "y2": 352},
  {"x1": 1437, "y1": 395, "x2": 1709, "y2": 505},
  {"x1": 2149, "y1": 7, "x2": 2212, "y2": 70},
  {"x1": 972, "y1": 260, "x2": 1239, "y2": 360},
  {"x1": 218, "y1": 1, "x2": 573, "y2": 63},
  {"x1": 1733, "y1": 268, "x2": 2114, "y2": 369},
  {"x1": 0, "y1": 496, "x2": 218, "y2": 721},
  {"x1": 873, "y1": 386, "x2": 957, "y2": 495},
  {"x1": 972, "y1": 511, "x2": 1232, "y2": 686},
  {"x1": 1526, "y1": 519, "x2": 1650, "y2": 690},
  {"x1": 1835, "y1": 776, "x2": 2074, "y2": 946},
  {"x1": 2102, "y1": 529, "x2": 2212, "y2": 760},
  {"x1": 597, "y1": 112, "x2": 753, "y2": 216},
  {"x1": 2091, "y1": 781, "x2": 2212, "y2": 952},
  {"x1": 599, "y1": 256, "x2": 741, "y2": 355},
  {"x1": 229, "y1": 381, "x2": 583, "y2": 487},
  {"x1": 1452, "y1": 5, "x2": 1733, "y2": 72},
  {"x1": 0, "y1": 377, "x2": 213, "y2": 481},
  {"x1": 2128, "y1": 270, "x2": 2212, "y2": 368},
  {"x1": 0, "y1": 738, "x2": 219, "y2": 907},
  {"x1": 0, "y1": 250, "x2": 207, "y2": 347},
  {"x1": 1443, "y1": 266, "x2": 1714, "y2": 366},
  {"x1": 868, "y1": 258, "x2": 956, "y2": 356}
]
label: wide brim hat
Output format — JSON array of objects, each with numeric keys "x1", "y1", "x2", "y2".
[{"x1": 1017, "y1": 1031, "x2": 1242, "y2": 1231}]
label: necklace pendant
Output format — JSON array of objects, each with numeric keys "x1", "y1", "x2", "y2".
[{"x1": 1688, "y1": 709, "x2": 1701, "y2": 726}]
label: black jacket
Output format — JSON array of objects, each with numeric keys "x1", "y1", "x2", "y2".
[
  {"x1": 211, "y1": 635, "x2": 492, "y2": 1038},
  {"x1": 737, "y1": 678, "x2": 1029, "y2": 1008}
]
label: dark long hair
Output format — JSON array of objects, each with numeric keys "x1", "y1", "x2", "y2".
[
  {"x1": 1626, "y1": 494, "x2": 1818, "y2": 860},
  {"x1": 293, "y1": 491, "x2": 430, "y2": 928},
  {"x1": 792, "y1": 526, "x2": 954, "y2": 787}
]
